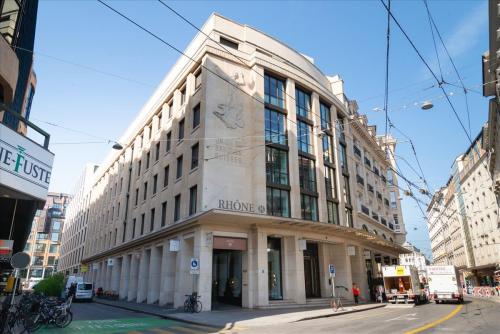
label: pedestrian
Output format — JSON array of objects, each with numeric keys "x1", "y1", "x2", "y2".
[
  {"x1": 352, "y1": 283, "x2": 360, "y2": 305},
  {"x1": 67, "y1": 282, "x2": 77, "y2": 299}
]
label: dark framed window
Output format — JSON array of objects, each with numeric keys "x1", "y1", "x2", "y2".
[
  {"x1": 266, "y1": 187, "x2": 290, "y2": 217},
  {"x1": 155, "y1": 142, "x2": 160, "y2": 161},
  {"x1": 178, "y1": 119, "x2": 185, "y2": 141},
  {"x1": 267, "y1": 237, "x2": 283, "y2": 300},
  {"x1": 320, "y1": 102, "x2": 331, "y2": 130},
  {"x1": 163, "y1": 165, "x2": 169, "y2": 187},
  {"x1": 143, "y1": 182, "x2": 148, "y2": 200},
  {"x1": 132, "y1": 219, "x2": 136, "y2": 238},
  {"x1": 191, "y1": 143, "x2": 199, "y2": 170},
  {"x1": 153, "y1": 174, "x2": 158, "y2": 194},
  {"x1": 167, "y1": 100, "x2": 173, "y2": 118},
  {"x1": 298, "y1": 156, "x2": 316, "y2": 192},
  {"x1": 322, "y1": 135, "x2": 334, "y2": 164},
  {"x1": 122, "y1": 222, "x2": 127, "y2": 242},
  {"x1": 195, "y1": 70, "x2": 202, "y2": 89},
  {"x1": 135, "y1": 188, "x2": 139, "y2": 206},
  {"x1": 166, "y1": 132, "x2": 172, "y2": 152},
  {"x1": 339, "y1": 144, "x2": 348, "y2": 174},
  {"x1": 266, "y1": 147, "x2": 289, "y2": 185},
  {"x1": 193, "y1": 103, "x2": 200, "y2": 129},
  {"x1": 189, "y1": 185, "x2": 197, "y2": 215},
  {"x1": 295, "y1": 88, "x2": 311, "y2": 118},
  {"x1": 146, "y1": 151, "x2": 150, "y2": 169},
  {"x1": 264, "y1": 73, "x2": 285, "y2": 108},
  {"x1": 137, "y1": 160, "x2": 142, "y2": 176},
  {"x1": 346, "y1": 208, "x2": 353, "y2": 227},
  {"x1": 297, "y1": 121, "x2": 313, "y2": 154},
  {"x1": 343, "y1": 175, "x2": 351, "y2": 205},
  {"x1": 265, "y1": 108, "x2": 287, "y2": 145},
  {"x1": 324, "y1": 165, "x2": 336, "y2": 199},
  {"x1": 180, "y1": 86, "x2": 186, "y2": 105},
  {"x1": 327, "y1": 201, "x2": 339, "y2": 225},
  {"x1": 161, "y1": 201, "x2": 167, "y2": 227},
  {"x1": 301, "y1": 194, "x2": 318, "y2": 221},
  {"x1": 140, "y1": 214, "x2": 145, "y2": 235},
  {"x1": 336, "y1": 116, "x2": 346, "y2": 142},
  {"x1": 176, "y1": 155, "x2": 183, "y2": 179},
  {"x1": 150, "y1": 208, "x2": 155, "y2": 231},
  {"x1": 174, "y1": 194, "x2": 181, "y2": 222},
  {"x1": 220, "y1": 36, "x2": 239, "y2": 49}
]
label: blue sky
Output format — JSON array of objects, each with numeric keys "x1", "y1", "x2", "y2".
[{"x1": 32, "y1": 0, "x2": 489, "y2": 259}]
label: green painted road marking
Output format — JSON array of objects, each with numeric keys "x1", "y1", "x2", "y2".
[{"x1": 36, "y1": 317, "x2": 184, "y2": 334}]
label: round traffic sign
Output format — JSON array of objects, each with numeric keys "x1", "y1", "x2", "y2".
[{"x1": 10, "y1": 252, "x2": 30, "y2": 269}]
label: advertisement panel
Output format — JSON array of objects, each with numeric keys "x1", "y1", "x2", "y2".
[{"x1": 0, "y1": 123, "x2": 54, "y2": 200}]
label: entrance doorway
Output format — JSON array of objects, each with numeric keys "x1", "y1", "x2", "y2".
[
  {"x1": 303, "y1": 242, "x2": 321, "y2": 298},
  {"x1": 212, "y1": 250, "x2": 242, "y2": 307}
]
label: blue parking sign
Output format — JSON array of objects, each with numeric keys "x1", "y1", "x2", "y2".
[{"x1": 329, "y1": 264, "x2": 335, "y2": 275}]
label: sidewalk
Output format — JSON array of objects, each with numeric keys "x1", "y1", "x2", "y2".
[
  {"x1": 94, "y1": 298, "x2": 386, "y2": 329},
  {"x1": 466, "y1": 294, "x2": 500, "y2": 304}
]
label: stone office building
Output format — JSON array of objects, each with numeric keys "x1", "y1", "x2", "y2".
[{"x1": 78, "y1": 14, "x2": 407, "y2": 310}]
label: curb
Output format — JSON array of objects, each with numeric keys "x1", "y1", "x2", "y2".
[
  {"x1": 466, "y1": 295, "x2": 500, "y2": 304},
  {"x1": 296, "y1": 304, "x2": 386, "y2": 322}
]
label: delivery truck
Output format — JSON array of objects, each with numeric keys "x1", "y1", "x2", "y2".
[
  {"x1": 427, "y1": 265, "x2": 463, "y2": 304},
  {"x1": 382, "y1": 265, "x2": 427, "y2": 304}
]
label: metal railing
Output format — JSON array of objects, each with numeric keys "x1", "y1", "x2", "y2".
[{"x1": 0, "y1": 102, "x2": 51, "y2": 149}]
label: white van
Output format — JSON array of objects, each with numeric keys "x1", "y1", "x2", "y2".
[{"x1": 75, "y1": 282, "x2": 94, "y2": 301}]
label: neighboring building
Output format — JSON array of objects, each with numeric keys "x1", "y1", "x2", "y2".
[
  {"x1": 0, "y1": 0, "x2": 53, "y2": 275},
  {"x1": 73, "y1": 14, "x2": 407, "y2": 310},
  {"x1": 399, "y1": 241, "x2": 428, "y2": 281},
  {"x1": 427, "y1": 126, "x2": 500, "y2": 287},
  {"x1": 21, "y1": 193, "x2": 71, "y2": 289},
  {"x1": 58, "y1": 164, "x2": 99, "y2": 275}
]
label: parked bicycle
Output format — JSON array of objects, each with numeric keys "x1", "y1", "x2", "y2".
[
  {"x1": 184, "y1": 292, "x2": 202, "y2": 313},
  {"x1": 27, "y1": 295, "x2": 73, "y2": 331}
]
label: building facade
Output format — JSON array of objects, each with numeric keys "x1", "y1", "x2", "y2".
[
  {"x1": 71, "y1": 14, "x2": 407, "y2": 310},
  {"x1": 21, "y1": 192, "x2": 71, "y2": 289},
  {"x1": 58, "y1": 164, "x2": 98, "y2": 275},
  {"x1": 399, "y1": 242, "x2": 428, "y2": 281},
  {"x1": 0, "y1": 0, "x2": 53, "y2": 275},
  {"x1": 427, "y1": 126, "x2": 500, "y2": 287}
]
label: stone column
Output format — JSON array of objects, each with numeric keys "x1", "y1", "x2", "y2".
[
  {"x1": 127, "y1": 253, "x2": 139, "y2": 302},
  {"x1": 350, "y1": 246, "x2": 369, "y2": 301},
  {"x1": 286, "y1": 79, "x2": 301, "y2": 219},
  {"x1": 147, "y1": 246, "x2": 162, "y2": 304},
  {"x1": 174, "y1": 238, "x2": 193, "y2": 308},
  {"x1": 111, "y1": 257, "x2": 122, "y2": 293},
  {"x1": 194, "y1": 229, "x2": 213, "y2": 311},
  {"x1": 318, "y1": 243, "x2": 332, "y2": 298},
  {"x1": 137, "y1": 249, "x2": 150, "y2": 303},
  {"x1": 330, "y1": 243, "x2": 353, "y2": 302},
  {"x1": 283, "y1": 236, "x2": 306, "y2": 304},
  {"x1": 247, "y1": 227, "x2": 268, "y2": 308},
  {"x1": 160, "y1": 240, "x2": 176, "y2": 306},
  {"x1": 119, "y1": 255, "x2": 131, "y2": 299}
]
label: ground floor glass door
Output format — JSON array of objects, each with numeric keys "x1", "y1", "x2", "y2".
[
  {"x1": 212, "y1": 250, "x2": 242, "y2": 306},
  {"x1": 303, "y1": 242, "x2": 321, "y2": 298}
]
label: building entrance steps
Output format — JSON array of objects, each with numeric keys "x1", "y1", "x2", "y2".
[{"x1": 95, "y1": 297, "x2": 385, "y2": 329}]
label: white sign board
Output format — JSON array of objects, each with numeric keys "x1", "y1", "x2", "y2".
[
  {"x1": 298, "y1": 239, "x2": 307, "y2": 251},
  {"x1": 169, "y1": 239, "x2": 180, "y2": 252},
  {"x1": 329, "y1": 264, "x2": 335, "y2": 277},
  {"x1": 382, "y1": 265, "x2": 411, "y2": 277},
  {"x1": 427, "y1": 265, "x2": 456, "y2": 276},
  {"x1": 0, "y1": 123, "x2": 54, "y2": 200},
  {"x1": 190, "y1": 258, "x2": 200, "y2": 275},
  {"x1": 347, "y1": 246, "x2": 356, "y2": 256},
  {"x1": 107, "y1": 258, "x2": 114, "y2": 266}
]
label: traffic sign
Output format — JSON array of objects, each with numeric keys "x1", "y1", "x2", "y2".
[
  {"x1": 329, "y1": 264, "x2": 335, "y2": 277},
  {"x1": 190, "y1": 258, "x2": 200, "y2": 275},
  {"x1": 10, "y1": 252, "x2": 30, "y2": 269}
]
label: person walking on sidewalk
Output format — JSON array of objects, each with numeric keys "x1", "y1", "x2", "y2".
[{"x1": 352, "y1": 283, "x2": 360, "y2": 305}]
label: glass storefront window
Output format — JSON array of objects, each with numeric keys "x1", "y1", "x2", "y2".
[{"x1": 267, "y1": 237, "x2": 283, "y2": 300}]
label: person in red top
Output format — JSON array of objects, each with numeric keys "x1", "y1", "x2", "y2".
[{"x1": 352, "y1": 283, "x2": 360, "y2": 304}]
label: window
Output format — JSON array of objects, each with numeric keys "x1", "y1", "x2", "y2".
[
  {"x1": 195, "y1": 70, "x2": 202, "y2": 89},
  {"x1": 343, "y1": 175, "x2": 351, "y2": 205},
  {"x1": 324, "y1": 165, "x2": 336, "y2": 199},
  {"x1": 163, "y1": 165, "x2": 169, "y2": 187},
  {"x1": 36, "y1": 233, "x2": 47, "y2": 240},
  {"x1": 153, "y1": 174, "x2": 158, "y2": 194},
  {"x1": 161, "y1": 201, "x2": 167, "y2": 227},
  {"x1": 51, "y1": 233, "x2": 59, "y2": 242},
  {"x1": 295, "y1": 88, "x2": 311, "y2": 118},
  {"x1": 176, "y1": 155, "x2": 183, "y2": 179},
  {"x1": 266, "y1": 147, "x2": 289, "y2": 185},
  {"x1": 339, "y1": 144, "x2": 348, "y2": 174},
  {"x1": 150, "y1": 208, "x2": 155, "y2": 231},
  {"x1": 146, "y1": 151, "x2": 150, "y2": 169},
  {"x1": 320, "y1": 102, "x2": 331, "y2": 130},
  {"x1": 220, "y1": 36, "x2": 239, "y2": 49},
  {"x1": 180, "y1": 86, "x2": 186, "y2": 105},
  {"x1": 47, "y1": 256, "x2": 55, "y2": 265},
  {"x1": 301, "y1": 194, "x2": 318, "y2": 221},
  {"x1": 49, "y1": 244, "x2": 58, "y2": 253},
  {"x1": 298, "y1": 156, "x2": 316, "y2": 192},
  {"x1": 178, "y1": 119, "x2": 185, "y2": 141},
  {"x1": 387, "y1": 169, "x2": 394, "y2": 185},
  {"x1": 266, "y1": 187, "x2": 290, "y2": 217},
  {"x1": 168, "y1": 99, "x2": 173, "y2": 118},
  {"x1": 30, "y1": 269, "x2": 43, "y2": 278},
  {"x1": 327, "y1": 201, "x2": 339, "y2": 225},
  {"x1": 52, "y1": 220, "x2": 61, "y2": 231},
  {"x1": 345, "y1": 208, "x2": 353, "y2": 227},
  {"x1": 191, "y1": 143, "x2": 199, "y2": 169},
  {"x1": 155, "y1": 142, "x2": 160, "y2": 161},
  {"x1": 322, "y1": 135, "x2": 334, "y2": 164},
  {"x1": 297, "y1": 121, "x2": 313, "y2": 154},
  {"x1": 122, "y1": 222, "x2": 127, "y2": 242},
  {"x1": 174, "y1": 195, "x2": 181, "y2": 222},
  {"x1": 143, "y1": 182, "x2": 148, "y2": 200},
  {"x1": 189, "y1": 185, "x2": 197, "y2": 215},
  {"x1": 193, "y1": 103, "x2": 200, "y2": 129},
  {"x1": 336, "y1": 116, "x2": 346, "y2": 142},
  {"x1": 264, "y1": 74, "x2": 285, "y2": 108},
  {"x1": 141, "y1": 213, "x2": 146, "y2": 235},
  {"x1": 265, "y1": 108, "x2": 287, "y2": 145},
  {"x1": 132, "y1": 218, "x2": 136, "y2": 238},
  {"x1": 166, "y1": 132, "x2": 172, "y2": 153},
  {"x1": 24, "y1": 243, "x2": 31, "y2": 252},
  {"x1": 135, "y1": 188, "x2": 139, "y2": 206},
  {"x1": 390, "y1": 191, "x2": 397, "y2": 208},
  {"x1": 35, "y1": 243, "x2": 45, "y2": 252},
  {"x1": 137, "y1": 160, "x2": 142, "y2": 176}
]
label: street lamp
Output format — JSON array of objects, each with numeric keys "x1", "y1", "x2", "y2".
[
  {"x1": 108, "y1": 140, "x2": 123, "y2": 150},
  {"x1": 421, "y1": 101, "x2": 433, "y2": 110}
]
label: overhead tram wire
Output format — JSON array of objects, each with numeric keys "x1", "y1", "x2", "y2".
[
  {"x1": 422, "y1": 0, "x2": 444, "y2": 84},
  {"x1": 96, "y1": 0, "x2": 432, "y2": 207},
  {"x1": 383, "y1": 0, "x2": 391, "y2": 147}
]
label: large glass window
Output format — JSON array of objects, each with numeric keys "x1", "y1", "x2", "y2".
[
  {"x1": 297, "y1": 121, "x2": 313, "y2": 154},
  {"x1": 266, "y1": 187, "x2": 290, "y2": 217},
  {"x1": 295, "y1": 88, "x2": 311, "y2": 118},
  {"x1": 35, "y1": 243, "x2": 45, "y2": 252},
  {"x1": 266, "y1": 147, "x2": 289, "y2": 185},
  {"x1": 339, "y1": 144, "x2": 348, "y2": 174},
  {"x1": 324, "y1": 165, "x2": 337, "y2": 199},
  {"x1": 267, "y1": 237, "x2": 283, "y2": 300},
  {"x1": 264, "y1": 74, "x2": 285, "y2": 108},
  {"x1": 189, "y1": 185, "x2": 197, "y2": 215},
  {"x1": 191, "y1": 143, "x2": 199, "y2": 170},
  {"x1": 320, "y1": 102, "x2": 331, "y2": 130},
  {"x1": 174, "y1": 194, "x2": 181, "y2": 222},
  {"x1": 265, "y1": 108, "x2": 287, "y2": 145},
  {"x1": 301, "y1": 194, "x2": 318, "y2": 221},
  {"x1": 322, "y1": 135, "x2": 334, "y2": 164},
  {"x1": 343, "y1": 175, "x2": 351, "y2": 205},
  {"x1": 298, "y1": 156, "x2": 316, "y2": 192},
  {"x1": 327, "y1": 201, "x2": 339, "y2": 225},
  {"x1": 51, "y1": 233, "x2": 59, "y2": 242},
  {"x1": 176, "y1": 155, "x2": 183, "y2": 179},
  {"x1": 192, "y1": 103, "x2": 200, "y2": 129},
  {"x1": 336, "y1": 116, "x2": 346, "y2": 142}
]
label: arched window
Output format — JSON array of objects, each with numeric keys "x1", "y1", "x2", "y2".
[
  {"x1": 382, "y1": 234, "x2": 387, "y2": 240},
  {"x1": 362, "y1": 224, "x2": 369, "y2": 232}
]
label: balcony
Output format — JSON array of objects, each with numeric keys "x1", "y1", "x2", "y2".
[
  {"x1": 353, "y1": 146, "x2": 362, "y2": 158},
  {"x1": 356, "y1": 174, "x2": 364, "y2": 186}
]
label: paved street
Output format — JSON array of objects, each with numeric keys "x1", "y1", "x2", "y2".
[{"x1": 33, "y1": 297, "x2": 499, "y2": 334}]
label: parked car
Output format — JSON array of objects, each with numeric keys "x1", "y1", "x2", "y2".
[{"x1": 75, "y1": 282, "x2": 94, "y2": 301}]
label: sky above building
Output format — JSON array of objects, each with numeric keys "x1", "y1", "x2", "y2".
[{"x1": 31, "y1": 0, "x2": 489, "y2": 259}]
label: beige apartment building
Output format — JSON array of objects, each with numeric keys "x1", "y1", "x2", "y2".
[
  {"x1": 427, "y1": 126, "x2": 500, "y2": 287},
  {"x1": 70, "y1": 14, "x2": 408, "y2": 310}
]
